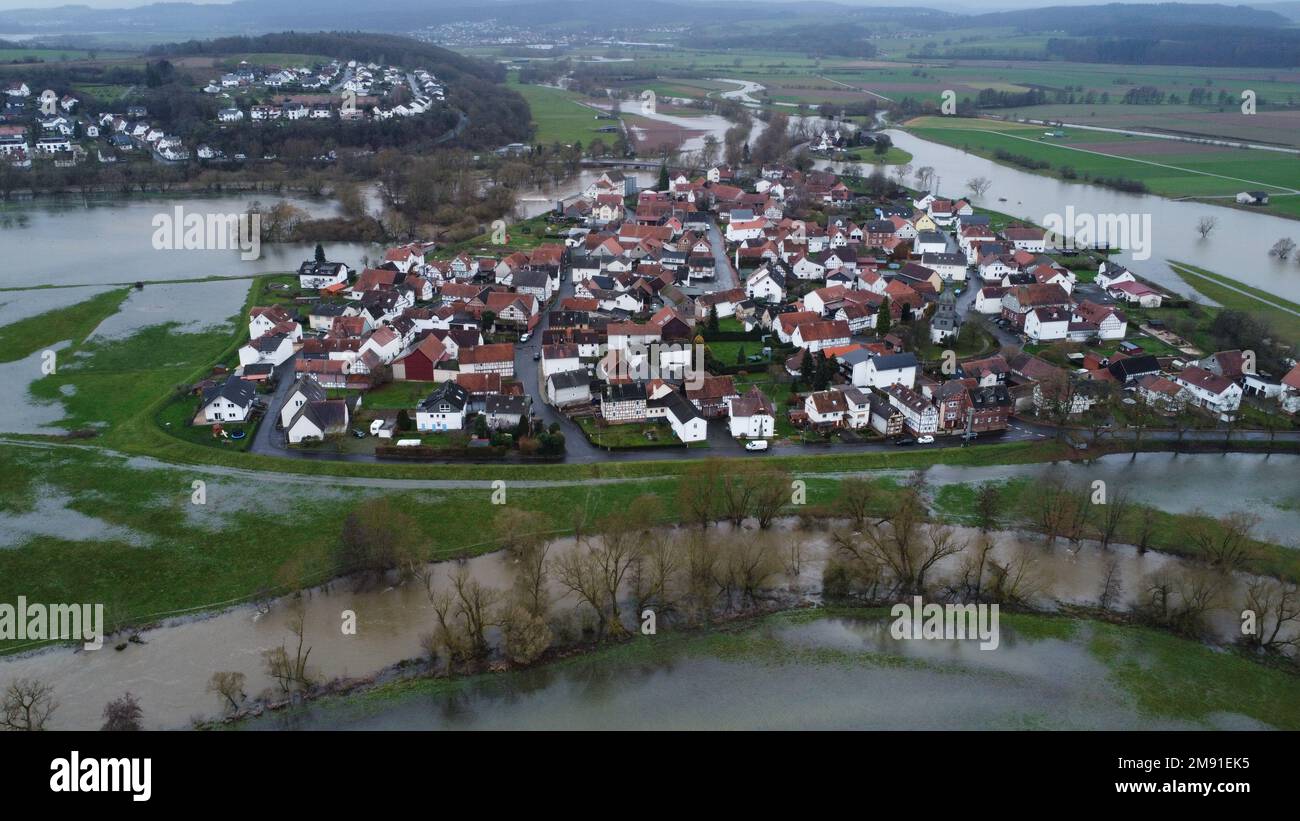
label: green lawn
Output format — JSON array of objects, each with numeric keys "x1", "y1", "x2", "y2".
[
  {"x1": 576, "y1": 417, "x2": 687, "y2": 448},
  {"x1": 361, "y1": 381, "x2": 431, "y2": 410}
]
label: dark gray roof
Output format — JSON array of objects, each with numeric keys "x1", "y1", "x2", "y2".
[
  {"x1": 419, "y1": 382, "x2": 469, "y2": 411},
  {"x1": 201, "y1": 375, "x2": 255, "y2": 408},
  {"x1": 289, "y1": 374, "x2": 327, "y2": 404},
  {"x1": 548, "y1": 370, "x2": 591, "y2": 391},
  {"x1": 486, "y1": 394, "x2": 530, "y2": 416}
]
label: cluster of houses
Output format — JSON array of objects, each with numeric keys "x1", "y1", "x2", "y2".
[
  {"x1": 209, "y1": 59, "x2": 444, "y2": 126},
  {"x1": 1, "y1": 83, "x2": 177, "y2": 166},
  {"x1": 0, "y1": 83, "x2": 189, "y2": 167},
  {"x1": 188, "y1": 157, "x2": 1300, "y2": 451}
]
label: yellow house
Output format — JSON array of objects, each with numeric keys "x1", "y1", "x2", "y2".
[{"x1": 911, "y1": 212, "x2": 937, "y2": 232}]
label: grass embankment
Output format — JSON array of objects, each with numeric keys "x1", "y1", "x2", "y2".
[
  {"x1": 1169, "y1": 260, "x2": 1300, "y2": 347},
  {"x1": 273, "y1": 608, "x2": 1300, "y2": 730}
]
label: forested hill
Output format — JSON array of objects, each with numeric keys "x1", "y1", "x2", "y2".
[
  {"x1": 968, "y1": 2, "x2": 1286, "y2": 30},
  {"x1": 147, "y1": 32, "x2": 504, "y2": 84}
]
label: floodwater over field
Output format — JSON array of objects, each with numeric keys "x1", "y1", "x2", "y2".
[
  {"x1": 245, "y1": 614, "x2": 1270, "y2": 731},
  {"x1": 1, "y1": 495, "x2": 1291, "y2": 729},
  {"x1": 819, "y1": 129, "x2": 1300, "y2": 302},
  {"x1": 0, "y1": 192, "x2": 371, "y2": 287},
  {"x1": 884, "y1": 451, "x2": 1300, "y2": 546}
]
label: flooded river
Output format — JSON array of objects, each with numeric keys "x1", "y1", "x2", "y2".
[
  {"x1": 246, "y1": 614, "x2": 1272, "y2": 731},
  {"x1": 819, "y1": 129, "x2": 1300, "y2": 302},
  {"x1": 2, "y1": 495, "x2": 1289, "y2": 729}
]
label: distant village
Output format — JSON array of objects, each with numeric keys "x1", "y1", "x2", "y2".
[
  {"x1": 0, "y1": 58, "x2": 445, "y2": 169},
  {"x1": 186, "y1": 160, "x2": 1300, "y2": 456}
]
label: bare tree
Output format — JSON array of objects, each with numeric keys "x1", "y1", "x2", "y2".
[
  {"x1": 749, "y1": 465, "x2": 793, "y2": 529},
  {"x1": 1093, "y1": 486, "x2": 1131, "y2": 550},
  {"x1": 1195, "y1": 215, "x2": 1218, "y2": 239},
  {"x1": 1242, "y1": 578, "x2": 1300, "y2": 652},
  {"x1": 834, "y1": 490, "x2": 962, "y2": 596},
  {"x1": 836, "y1": 477, "x2": 877, "y2": 530},
  {"x1": 1097, "y1": 556, "x2": 1124, "y2": 611},
  {"x1": 718, "y1": 467, "x2": 757, "y2": 528},
  {"x1": 965, "y1": 176, "x2": 992, "y2": 199},
  {"x1": 678, "y1": 459, "x2": 722, "y2": 528},
  {"x1": 1269, "y1": 237, "x2": 1296, "y2": 260},
  {"x1": 498, "y1": 605, "x2": 553, "y2": 665},
  {"x1": 1, "y1": 678, "x2": 58, "y2": 731},
  {"x1": 1183, "y1": 510, "x2": 1260, "y2": 571},
  {"x1": 974, "y1": 482, "x2": 1002, "y2": 533},
  {"x1": 984, "y1": 544, "x2": 1043, "y2": 606},
  {"x1": 263, "y1": 607, "x2": 314, "y2": 695},
  {"x1": 496, "y1": 508, "x2": 553, "y2": 619},
  {"x1": 630, "y1": 531, "x2": 682, "y2": 618},
  {"x1": 207, "y1": 672, "x2": 246, "y2": 713},
  {"x1": 914, "y1": 165, "x2": 935, "y2": 191},
  {"x1": 1135, "y1": 506, "x2": 1158, "y2": 555},
  {"x1": 101, "y1": 692, "x2": 143, "y2": 731},
  {"x1": 450, "y1": 564, "x2": 500, "y2": 659}
]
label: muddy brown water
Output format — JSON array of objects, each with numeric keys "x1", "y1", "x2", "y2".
[{"x1": 0, "y1": 518, "x2": 1284, "y2": 730}]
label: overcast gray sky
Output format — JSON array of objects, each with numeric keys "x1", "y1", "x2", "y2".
[{"x1": 0, "y1": 0, "x2": 1280, "y2": 12}]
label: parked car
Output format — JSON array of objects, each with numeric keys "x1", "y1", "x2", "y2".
[
  {"x1": 916, "y1": 434, "x2": 935, "y2": 444},
  {"x1": 893, "y1": 437, "x2": 916, "y2": 446},
  {"x1": 532, "y1": 351, "x2": 541, "y2": 360},
  {"x1": 350, "y1": 428, "x2": 367, "y2": 439},
  {"x1": 519, "y1": 332, "x2": 530, "y2": 343},
  {"x1": 744, "y1": 439, "x2": 769, "y2": 452}
]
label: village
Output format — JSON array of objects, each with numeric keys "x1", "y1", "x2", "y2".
[
  {"x1": 176, "y1": 157, "x2": 1300, "y2": 461},
  {"x1": 0, "y1": 57, "x2": 445, "y2": 168}
]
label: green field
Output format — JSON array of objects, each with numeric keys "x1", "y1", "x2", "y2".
[
  {"x1": 508, "y1": 77, "x2": 621, "y2": 146},
  {"x1": 906, "y1": 116, "x2": 1300, "y2": 201}
]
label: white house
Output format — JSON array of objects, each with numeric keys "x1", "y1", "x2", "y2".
[
  {"x1": 1172, "y1": 365, "x2": 1243, "y2": 419},
  {"x1": 200, "y1": 376, "x2": 256, "y2": 424},
  {"x1": 745, "y1": 265, "x2": 786, "y2": 303},
  {"x1": 286, "y1": 400, "x2": 349, "y2": 444},
  {"x1": 547, "y1": 369, "x2": 591, "y2": 407},
  {"x1": 1096, "y1": 261, "x2": 1135, "y2": 290},
  {"x1": 1024, "y1": 306, "x2": 1072, "y2": 343},
  {"x1": 238, "y1": 333, "x2": 295, "y2": 368},
  {"x1": 726, "y1": 387, "x2": 775, "y2": 439},
  {"x1": 882, "y1": 384, "x2": 939, "y2": 436},
  {"x1": 804, "y1": 390, "x2": 847, "y2": 427},
  {"x1": 841, "y1": 350, "x2": 918, "y2": 390},
  {"x1": 280, "y1": 374, "x2": 326, "y2": 429},
  {"x1": 416, "y1": 383, "x2": 469, "y2": 431},
  {"x1": 661, "y1": 392, "x2": 707, "y2": 443}
]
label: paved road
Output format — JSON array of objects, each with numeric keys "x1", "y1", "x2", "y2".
[
  {"x1": 705, "y1": 216, "x2": 740, "y2": 291},
  {"x1": 250, "y1": 353, "x2": 298, "y2": 455}
]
